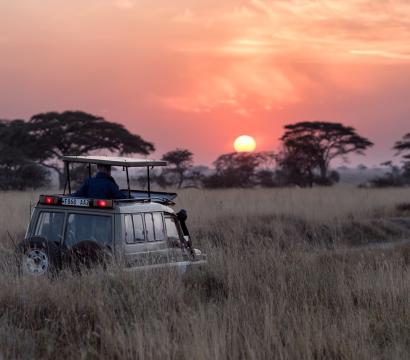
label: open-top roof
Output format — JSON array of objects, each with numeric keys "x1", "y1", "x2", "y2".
[{"x1": 62, "y1": 155, "x2": 167, "y2": 167}]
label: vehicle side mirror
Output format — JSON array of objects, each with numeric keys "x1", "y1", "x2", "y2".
[{"x1": 177, "y1": 209, "x2": 188, "y2": 221}]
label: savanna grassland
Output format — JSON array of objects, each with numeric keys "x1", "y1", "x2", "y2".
[{"x1": 1, "y1": 188, "x2": 410, "y2": 359}]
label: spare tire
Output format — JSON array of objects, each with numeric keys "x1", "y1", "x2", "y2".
[
  {"x1": 16, "y1": 237, "x2": 62, "y2": 277},
  {"x1": 70, "y1": 240, "x2": 112, "y2": 271}
]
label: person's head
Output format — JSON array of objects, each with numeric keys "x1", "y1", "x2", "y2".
[{"x1": 97, "y1": 164, "x2": 112, "y2": 175}]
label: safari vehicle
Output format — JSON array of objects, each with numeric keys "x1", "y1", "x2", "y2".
[{"x1": 17, "y1": 156, "x2": 206, "y2": 276}]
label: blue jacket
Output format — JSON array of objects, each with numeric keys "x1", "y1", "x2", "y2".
[{"x1": 72, "y1": 172, "x2": 127, "y2": 199}]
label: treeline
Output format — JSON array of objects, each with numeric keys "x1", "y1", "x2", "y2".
[{"x1": 0, "y1": 111, "x2": 409, "y2": 190}]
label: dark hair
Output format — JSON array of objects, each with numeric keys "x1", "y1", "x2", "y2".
[{"x1": 97, "y1": 164, "x2": 111, "y2": 173}]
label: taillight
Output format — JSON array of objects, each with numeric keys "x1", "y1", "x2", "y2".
[
  {"x1": 92, "y1": 199, "x2": 113, "y2": 208},
  {"x1": 39, "y1": 195, "x2": 59, "y2": 205}
]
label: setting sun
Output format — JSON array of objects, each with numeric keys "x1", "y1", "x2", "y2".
[{"x1": 234, "y1": 135, "x2": 256, "y2": 152}]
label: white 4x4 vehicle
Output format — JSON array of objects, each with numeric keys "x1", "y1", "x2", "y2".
[{"x1": 17, "y1": 156, "x2": 206, "y2": 276}]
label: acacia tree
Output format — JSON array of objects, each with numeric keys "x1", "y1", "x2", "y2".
[
  {"x1": 27, "y1": 111, "x2": 155, "y2": 187},
  {"x1": 279, "y1": 122, "x2": 373, "y2": 186},
  {"x1": 161, "y1": 149, "x2": 194, "y2": 188},
  {"x1": 275, "y1": 143, "x2": 318, "y2": 187}
]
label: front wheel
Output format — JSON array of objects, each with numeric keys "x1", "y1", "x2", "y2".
[{"x1": 16, "y1": 237, "x2": 62, "y2": 277}]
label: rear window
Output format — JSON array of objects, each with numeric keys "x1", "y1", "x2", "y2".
[
  {"x1": 144, "y1": 213, "x2": 155, "y2": 242},
  {"x1": 124, "y1": 214, "x2": 145, "y2": 243},
  {"x1": 152, "y1": 213, "x2": 165, "y2": 241},
  {"x1": 35, "y1": 212, "x2": 65, "y2": 243},
  {"x1": 65, "y1": 213, "x2": 112, "y2": 247},
  {"x1": 143, "y1": 213, "x2": 165, "y2": 242},
  {"x1": 132, "y1": 214, "x2": 145, "y2": 242},
  {"x1": 124, "y1": 215, "x2": 134, "y2": 244}
]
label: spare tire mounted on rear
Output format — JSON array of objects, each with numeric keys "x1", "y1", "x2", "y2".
[{"x1": 17, "y1": 236, "x2": 62, "y2": 276}]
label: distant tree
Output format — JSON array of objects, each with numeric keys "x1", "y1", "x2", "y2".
[
  {"x1": 161, "y1": 149, "x2": 194, "y2": 188},
  {"x1": 185, "y1": 166, "x2": 208, "y2": 188},
  {"x1": 0, "y1": 120, "x2": 49, "y2": 190},
  {"x1": 377, "y1": 134, "x2": 410, "y2": 185},
  {"x1": 255, "y1": 169, "x2": 277, "y2": 187},
  {"x1": 0, "y1": 161, "x2": 49, "y2": 191},
  {"x1": 27, "y1": 111, "x2": 155, "y2": 188},
  {"x1": 393, "y1": 133, "x2": 410, "y2": 160},
  {"x1": 369, "y1": 161, "x2": 405, "y2": 188},
  {"x1": 394, "y1": 133, "x2": 410, "y2": 178},
  {"x1": 136, "y1": 170, "x2": 169, "y2": 189},
  {"x1": 203, "y1": 152, "x2": 273, "y2": 188},
  {"x1": 404, "y1": 162, "x2": 410, "y2": 180},
  {"x1": 278, "y1": 121, "x2": 373, "y2": 186},
  {"x1": 327, "y1": 170, "x2": 341, "y2": 185}
]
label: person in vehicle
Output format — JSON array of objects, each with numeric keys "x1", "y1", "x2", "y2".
[{"x1": 72, "y1": 164, "x2": 127, "y2": 199}]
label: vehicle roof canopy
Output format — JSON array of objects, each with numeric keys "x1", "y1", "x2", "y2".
[{"x1": 62, "y1": 155, "x2": 167, "y2": 168}]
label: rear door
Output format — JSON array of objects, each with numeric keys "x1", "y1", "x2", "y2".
[{"x1": 63, "y1": 212, "x2": 113, "y2": 250}]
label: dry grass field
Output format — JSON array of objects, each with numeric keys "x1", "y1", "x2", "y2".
[{"x1": 1, "y1": 188, "x2": 410, "y2": 359}]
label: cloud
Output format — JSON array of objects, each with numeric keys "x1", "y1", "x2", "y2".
[
  {"x1": 156, "y1": 0, "x2": 410, "y2": 114},
  {"x1": 350, "y1": 50, "x2": 410, "y2": 61},
  {"x1": 158, "y1": 58, "x2": 303, "y2": 117},
  {"x1": 170, "y1": 0, "x2": 410, "y2": 59}
]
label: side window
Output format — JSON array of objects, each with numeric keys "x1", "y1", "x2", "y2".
[
  {"x1": 35, "y1": 212, "x2": 65, "y2": 243},
  {"x1": 132, "y1": 214, "x2": 145, "y2": 242},
  {"x1": 124, "y1": 215, "x2": 134, "y2": 244},
  {"x1": 144, "y1": 213, "x2": 155, "y2": 242},
  {"x1": 153, "y1": 213, "x2": 165, "y2": 241},
  {"x1": 165, "y1": 216, "x2": 180, "y2": 240}
]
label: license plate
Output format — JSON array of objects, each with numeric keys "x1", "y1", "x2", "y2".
[{"x1": 61, "y1": 197, "x2": 90, "y2": 207}]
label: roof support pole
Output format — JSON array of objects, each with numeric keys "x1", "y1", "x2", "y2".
[
  {"x1": 66, "y1": 161, "x2": 71, "y2": 194},
  {"x1": 147, "y1": 166, "x2": 151, "y2": 200},
  {"x1": 126, "y1": 167, "x2": 131, "y2": 198},
  {"x1": 88, "y1": 163, "x2": 92, "y2": 178}
]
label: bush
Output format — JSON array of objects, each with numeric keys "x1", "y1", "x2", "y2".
[{"x1": 0, "y1": 163, "x2": 49, "y2": 190}]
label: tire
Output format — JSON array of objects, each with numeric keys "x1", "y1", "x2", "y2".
[
  {"x1": 70, "y1": 240, "x2": 112, "y2": 272},
  {"x1": 16, "y1": 237, "x2": 62, "y2": 277}
]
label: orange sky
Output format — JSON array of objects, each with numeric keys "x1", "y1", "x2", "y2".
[{"x1": 1, "y1": 0, "x2": 410, "y2": 165}]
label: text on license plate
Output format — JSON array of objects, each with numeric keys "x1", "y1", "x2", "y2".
[{"x1": 61, "y1": 198, "x2": 90, "y2": 207}]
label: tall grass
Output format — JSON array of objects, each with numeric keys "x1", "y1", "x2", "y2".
[{"x1": 1, "y1": 188, "x2": 410, "y2": 359}]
